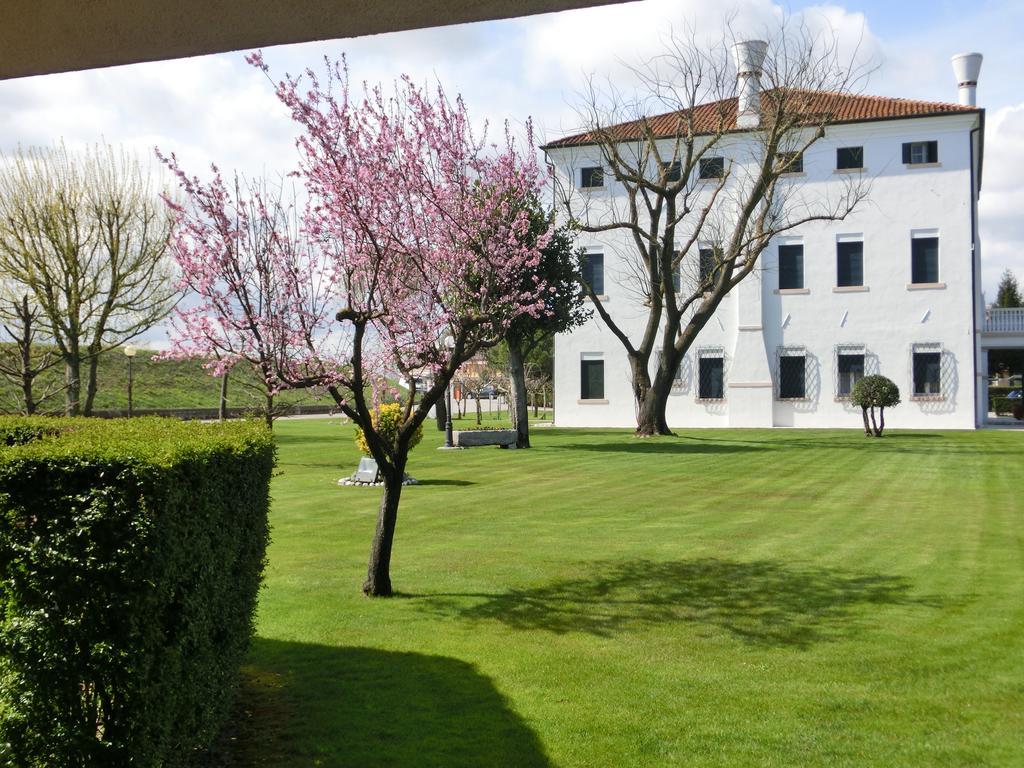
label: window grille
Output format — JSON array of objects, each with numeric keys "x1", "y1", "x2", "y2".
[
  {"x1": 834, "y1": 344, "x2": 866, "y2": 398},
  {"x1": 777, "y1": 347, "x2": 807, "y2": 399},
  {"x1": 697, "y1": 347, "x2": 725, "y2": 400},
  {"x1": 911, "y1": 343, "x2": 942, "y2": 396}
]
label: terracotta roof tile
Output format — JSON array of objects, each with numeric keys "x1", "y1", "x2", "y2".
[{"x1": 542, "y1": 89, "x2": 979, "y2": 149}]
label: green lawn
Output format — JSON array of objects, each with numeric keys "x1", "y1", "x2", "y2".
[{"x1": 224, "y1": 420, "x2": 1023, "y2": 767}]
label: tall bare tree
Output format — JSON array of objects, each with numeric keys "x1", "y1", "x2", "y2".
[
  {"x1": 548, "y1": 24, "x2": 872, "y2": 435},
  {"x1": 0, "y1": 290, "x2": 64, "y2": 414},
  {"x1": 0, "y1": 142, "x2": 177, "y2": 415}
]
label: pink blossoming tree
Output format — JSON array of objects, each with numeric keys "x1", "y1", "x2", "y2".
[{"x1": 161, "y1": 55, "x2": 550, "y2": 596}]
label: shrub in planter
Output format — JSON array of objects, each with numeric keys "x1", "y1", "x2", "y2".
[
  {"x1": 354, "y1": 402, "x2": 423, "y2": 456},
  {"x1": 0, "y1": 417, "x2": 274, "y2": 767},
  {"x1": 851, "y1": 375, "x2": 901, "y2": 437}
]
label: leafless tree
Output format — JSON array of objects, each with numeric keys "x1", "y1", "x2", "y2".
[
  {"x1": 549, "y1": 22, "x2": 874, "y2": 435},
  {"x1": 0, "y1": 142, "x2": 178, "y2": 415},
  {"x1": 0, "y1": 291, "x2": 65, "y2": 414}
]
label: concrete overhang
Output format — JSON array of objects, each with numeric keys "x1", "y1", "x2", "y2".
[{"x1": 1, "y1": 0, "x2": 629, "y2": 80}]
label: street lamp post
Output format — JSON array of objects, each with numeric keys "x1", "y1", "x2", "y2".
[
  {"x1": 443, "y1": 335, "x2": 455, "y2": 448},
  {"x1": 123, "y1": 344, "x2": 137, "y2": 417}
]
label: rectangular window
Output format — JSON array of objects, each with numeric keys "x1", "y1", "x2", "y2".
[
  {"x1": 837, "y1": 353, "x2": 865, "y2": 397},
  {"x1": 903, "y1": 141, "x2": 938, "y2": 165},
  {"x1": 836, "y1": 146, "x2": 863, "y2": 170},
  {"x1": 699, "y1": 157, "x2": 725, "y2": 179},
  {"x1": 671, "y1": 252, "x2": 681, "y2": 293},
  {"x1": 836, "y1": 241, "x2": 863, "y2": 287},
  {"x1": 698, "y1": 356, "x2": 724, "y2": 399},
  {"x1": 913, "y1": 350, "x2": 942, "y2": 396},
  {"x1": 911, "y1": 236, "x2": 939, "y2": 284},
  {"x1": 581, "y1": 252, "x2": 604, "y2": 295},
  {"x1": 778, "y1": 244, "x2": 804, "y2": 290},
  {"x1": 699, "y1": 247, "x2": 719, "y2": 288},
  {"x1": 580, "y1": 359, "x2": 605, "y2": 400},
  {"x1": 777, "y1": 151, "x2": 803, "y2": 173},
  {"x1": 661, "y1": 161, "x2": 681, "y2": 183},
  {"x1": 778, "y1": 354, "x2": 806, "y2": 399},
  {"x1": 580, "y1": 166, "x2": 604, "y2": 188}
]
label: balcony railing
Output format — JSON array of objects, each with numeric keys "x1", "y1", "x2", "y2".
[{"x1": 984, "y1": 307, "x2": 1024, "y2": 333}]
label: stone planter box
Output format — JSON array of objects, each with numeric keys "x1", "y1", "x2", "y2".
[{"x1": 453, "y1": 429, "x2": 517, "y2": 448}]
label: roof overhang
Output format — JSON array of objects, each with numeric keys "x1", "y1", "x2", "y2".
[{"x1": 1, "y1": 0, "x2": 630, "y2": 80}]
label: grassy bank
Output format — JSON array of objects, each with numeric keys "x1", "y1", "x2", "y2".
[{"x1": 0, "y1": 346, "x2": 332, "y2": 412}]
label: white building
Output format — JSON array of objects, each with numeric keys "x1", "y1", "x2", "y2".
[{"x1": 544, "y1": 47, "x2": 1022, "y2": 430}]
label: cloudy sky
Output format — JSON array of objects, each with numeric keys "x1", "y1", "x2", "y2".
[{"x1": 0, "y1": 0, "x2": 1020, "y2": 347}]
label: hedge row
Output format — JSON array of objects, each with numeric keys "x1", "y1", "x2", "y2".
[
  {"x1": 987, "y1": 385, "x2": 1021, "y2": 398},
  {"x1": 991, "y1": 396, "x2": 1023, "y2": 416},
  {"x1": 0, "y1": 417, "x2": 275, "y2": 767}
]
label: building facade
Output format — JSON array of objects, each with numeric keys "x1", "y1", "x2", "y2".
[{"x1": 543, "y1": 50, "x2": 1000, "y2": 430}]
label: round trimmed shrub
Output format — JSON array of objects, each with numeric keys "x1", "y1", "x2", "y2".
[
  {"x1": 851, "y1": 375, "x2": 901, "y2": 437},
  {"x1": 354, "y1": 402, "x2": 423, "y2": 456}
]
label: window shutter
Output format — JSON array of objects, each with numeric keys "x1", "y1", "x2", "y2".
[
  {"x1": 901, "y1": 143, "x2": 911, "y2": 164},
  {"x1": 927, "y1": 141, "x2": 938, "y2": 163}
]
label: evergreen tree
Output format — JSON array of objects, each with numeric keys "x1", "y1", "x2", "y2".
[{"x1": 995, "y1": 269, "x2": 1023, "y2": 308}]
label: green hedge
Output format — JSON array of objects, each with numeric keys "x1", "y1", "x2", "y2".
[
  {"x1": 0, "y1": 417, "x2": 275, "y2": 767},
  {"x1": 988, "y1": 386, "x2": 1021, "y2": 398},
  {"x1": 991, "y1": 396, "x2": 1023, "y2": 416}
]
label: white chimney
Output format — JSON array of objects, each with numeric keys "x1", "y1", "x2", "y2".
[
  {"x1": 951, "y1": 52, "x2": 983, "y2": 106},
  {"x1": 732, "y1": 40, "x2": 768, "y2": 129}
]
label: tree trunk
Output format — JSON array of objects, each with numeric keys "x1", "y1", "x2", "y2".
[
  {"x1": 363, "y1": 460, "x2": 405, "y2": 597},
  {"x1": 633, "y1": 356, "x2": 672, "y2": 436},
  {"x1": 64, "y1": 355, "x2": 81, "y2": 416},
  {"x1": 264, "y1": 393, "x2": 274, "y2": 429},
  {"x1": 82, "y1": 351, "x2": 101, "y2": 416},
  {"x1": 475, "y1": 394, "x2": 482, "y2": 425},
  {"x1": 876, "y1": 406, "x2": 885, "y2": 437},
  {"x1": 635, "y1": 389, "x2": 672, "y2": 436},
  {"x1": 869, "y1": 406, "x2": 879, "y2": 437},
  {"x1": 219, "y1": 373, "x2": 229, "y2": 421},
  {"x1": 18, "y1": 339, "x2": 36, "y2": 416},
  {"x1": 507, "y1": 340, "x2": 531, "y2": 448},
  {"x1": 861, "y1": 406, "x2": 871, "y2": 436},
  {"x1": 434, "y1": 394, "x2": 446, "y2": 430}
]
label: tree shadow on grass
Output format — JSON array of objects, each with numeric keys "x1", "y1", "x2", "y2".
[
  {"x1": 198, "y1": 640, "x2": 551, "y2": 768},
  {"x1": 416, "y1": 558, "x2": 940, "y2": 649}
]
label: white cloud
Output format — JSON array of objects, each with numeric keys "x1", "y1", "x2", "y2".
[{"x1": 979, "y1": 103, "x2": 1024, "y2": 297}]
